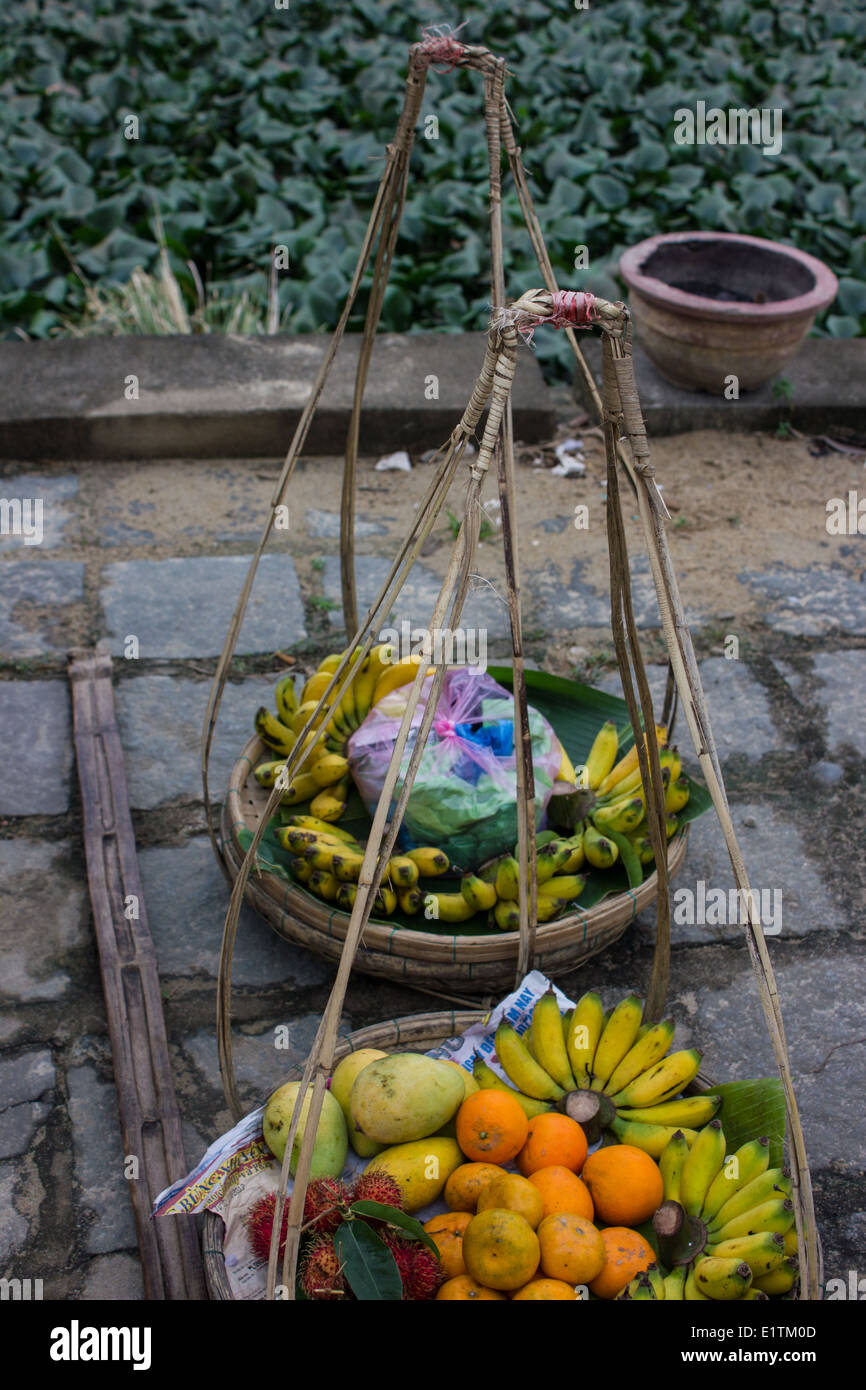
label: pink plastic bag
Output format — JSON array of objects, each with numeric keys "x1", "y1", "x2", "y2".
[{"x1": 347, "y1": 667, "x2": 562, "y2": 873}]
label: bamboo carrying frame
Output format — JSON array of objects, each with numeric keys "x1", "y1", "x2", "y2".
[{"x1": 202, "y1": 35, "x2": 820, "y2": 1300}]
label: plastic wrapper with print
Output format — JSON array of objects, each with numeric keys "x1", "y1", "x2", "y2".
[{"x1": 347, "y1": 666, "x2": 562, "y2": 873}]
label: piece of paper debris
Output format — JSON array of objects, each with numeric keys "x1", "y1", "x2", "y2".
[{"x1": 375, "y1": 450, "x2": 412, "y2": 472}]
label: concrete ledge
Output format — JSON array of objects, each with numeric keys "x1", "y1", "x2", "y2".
[
  {"x1": 0, "y1": 332, "x2": 554, "y2": 461},
  {"x1": 574, "y1": 336, "x2": 866, "y2": 436}
]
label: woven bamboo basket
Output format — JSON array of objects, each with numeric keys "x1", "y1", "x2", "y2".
[
  {"x1": 221, "y1": 734, "x2": 690, "y2": 994},
  {"x1": 201, "y1": 1010, "x2": 747, "y2": 1301}
]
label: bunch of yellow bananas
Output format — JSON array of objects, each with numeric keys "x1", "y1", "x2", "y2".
[
  {"x1": 618, "y1": 1122, "x2": 797, "y2": 1300},
  {"x1": 252, "y1": 643, "x2": 426, "y2": 822},
  {"x1": 278, "y1": 815, "x2": 451, "y2": 918},
  {"x1": 553, "y1": 719, "x2": 690, "y2": 887},
  {"x1": 478, "y1": 989, "x2": 719, "y2": 1156},
  {"x1": 434, "y1": 833, "x2": 588, "y2": 929}
]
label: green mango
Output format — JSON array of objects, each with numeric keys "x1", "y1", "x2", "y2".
[
  {"x1": 263, "y1": 1081, "x2": 347, "y2": 1178},
  {"x1": 350, "y1": 1053, "x2": 465, "y2": 1145}
]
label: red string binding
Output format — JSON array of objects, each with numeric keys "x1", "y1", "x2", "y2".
[
  {"x1": 418, "y1": 22, "x2": 468, "y2": 72},
  {"x1": 547, "y1": 290, "x2": 598, "y2": 328}
]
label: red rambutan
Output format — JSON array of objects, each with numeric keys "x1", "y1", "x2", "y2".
[
  {"x1": 380, "y1": 1230, "x2": 442, "y2": 1301},
  {"x1": 300, "y1": 1236, "x2": 349, "y2": 1301},
  {"x1": 303, "y1": 1177, "x2": 350, "y2": 1236},
  {"x1": 351, "y1": 1171, "x2": 405, "y2": 1210},
  {"x1": 245, "y1": 1191, "x2": 288, "y2": 1263}
]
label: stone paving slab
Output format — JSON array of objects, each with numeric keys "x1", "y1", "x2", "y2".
[
  {"x1": 531, "y1": 552, "x2": 706, "y2": 634},
  {"x1": 661, "y1": 800, "x2": 846, "y2": 943},
  {"x1": 321, "y1": 554, "x2": 511, "y2": 639},
  {"x1": 81, "y1": 1252, "x2": 145, "y2": 1300},
  {"x1": 0, "y1": 840, "x2": 89, "y2": 1002},
  {"x1": 306, "y1": 508, "x2": 390, "y2": 540},
  {"x1": 0, "y1": 560, "x2": 85, "y2": 657},
  {"x1": 0, "y1": 682, "x2": 73, "y2": 815},
  {"x1": 666, "y1": 946, "x2": 866, "y2": 1171},
  {"x1": 99, "y1": 553, "x2": 306, "y2": 659},
  {"x1": 0, "y1": 1160, "x2": 29, "y2": 1263},
  {"x1": 0, "y1": 332, "x2": 554, "y2": 461},
  {"x1": 0, "y1": 473, "x2": 79, "y2": 551},
  {"x1": 813, "y1": 650, "x2": 866, "y2": 758},
  {"x1": 180, "y1": 1013, "x2": 342, "y2": 1106},
  {"x1": 114, "y1": 673, "x2": 276, "y2": 809},
  {"x1": 67, "y1": 1051, "x2": 138, "y2": 1256},
  {"x1": 596, "y1": 656, "x2": 790, "y2": 760},
  {"x1": 740, "y1": 564, "x2": 866, "y2": 636},
  {"x1": 138, "y1": 837, "x2": 331, "y2": 988}
]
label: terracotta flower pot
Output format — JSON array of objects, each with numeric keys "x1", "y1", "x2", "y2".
[{"x1": 619, "y1": 231, "x2": 838, "y2": 393}]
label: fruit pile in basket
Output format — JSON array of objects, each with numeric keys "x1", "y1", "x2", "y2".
[
  {"x1": 254, "y1": 986, "x2": 798, "y2": 1301},
  {"x1": 249, "y1": 652, "x2": 693, "y2": 926}
]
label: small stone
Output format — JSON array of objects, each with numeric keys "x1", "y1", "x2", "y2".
[{"x1": 742, "y1": 815, "x2": 756, "y2": 828}]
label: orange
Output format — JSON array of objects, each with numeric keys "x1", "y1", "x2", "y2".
[
  {"x1": 516, "y1": 1112, "x2": 588, "y2": 1177},
  {"x1": 423, "y1": 1211, "x2": 472, "y2": 1280},
  {"x1": 436, "y1": 1275, "x2": 507, "y2": 1301},
  {"x1": 537, "y1": 1212, "x2": 605, "y2": 1284},
  {"x1": 456, "y1": 1090, "x2": 529, "y2": 1165},
  {"x1": 589, "y1": 1226, "x2": 656, "y2": 1300},
  {"x1": 512, "y1": 1277, "x2": 577, "y2": 1301},
  {"x1": 444, "y1": 1162, "x2": 507, "y2": 1213},
  {"x1": 477, "y1": 1173, "x2": 544, "y2": 1230},
  {"x1": 527, "y1": 1165, "x2": 594, "y2": 1222},
  {"x1": 462, "y1": 1208, "x2": 541, "y2": 1292},
  {"x1": 581, "y1": 1144, "x2": 664, "y2": 1225}
]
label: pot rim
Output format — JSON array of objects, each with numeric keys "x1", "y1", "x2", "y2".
[{"x1": 619, "y1": 231, "x2": 838, "y2": 322}]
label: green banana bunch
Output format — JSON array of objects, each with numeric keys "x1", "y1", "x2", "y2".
[{"x1": 652, "y1": 1124, "x2": 794, "y2": 1300}]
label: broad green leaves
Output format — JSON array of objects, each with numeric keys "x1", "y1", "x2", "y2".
[{"x1": 0, "y1": 0, "x2": 862, "y2": 349}]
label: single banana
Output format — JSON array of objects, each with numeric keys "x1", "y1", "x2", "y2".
[
  {"x1": 609, "y1": 1117, "x2": 698, "y2": 1159},
  {"x1": 274, "y1": 673, "x2": 299, "y2": 724},
  {"x1": 683, "y1": 1265, "x2": 710, "y2": 1300},
  {"x1": 590, "y1": 994, "x2": 644, "y2": 1091},
  {"x1": 302, "y1": 671, "x2": 334, "y2": 705},
  {"x1": 665, "y1": 813, "x2": 679, "y2": 839},
  {"x1": 583, "y1": 822, "x2": 619, "y2": 870},
  {"x1": 665, "y1": 776, "x2": 691, "y2": 815},
  {"x1": 659, "y1": 1128, "x2": 692, "y2": 1204},
  {"x1": 310, "y1": 777, "x2": 350, "y2": 822},
  {"x1": 278, "y1": 771, "x2": 320, "y2": 806},
  {"x1": 659, "y1": 746, "x2": 682, "y2": 782},
  {"x1": 495, "y1": 856, "x2": 520, "y2": 901},
  {"x1": 530, "y1": 988, "x2": 576, "y2": 1092},
  {"x1": 662, "y1": 1265, "x2": 686, "y2": 1300},
  {"x1": 278, "y1": 827, "x2": 352, "y2": 855},
  {"x1": 460, "y1": 873, "x2": 497, "y2": 913},
  {"x1": 493, "y1": 900, "x2": 521, "y2": 931},
  {"x1": 693, "y1": 1255, "x2": 753, "y2": 1301},
  {"x1": 556, "y1": 744, "x2": 578, "y2": 785},
  {"x1": 255, "y1": 707, "x2": 297, "y2": 755},
  {"x1": 335, "y1": 679, "x2": 358, "y2": 732},
  {"x1": 386, "y1": 855, "x2": 420, "y2": 888},
  {"x1": 700, "y1": 1137, "x2": 771, "y2": 1223},
  {"x1": 537, "y1": 873, "x2": 587, "y2": 901},
  {"x1": 291, "y1": 700, "x2": 328, "y2": 737},
  {"x1": 616, "y1": 1094, "x2": 721, "y2": 1129},
  {"x1": 494, "y1": 1022, "x2": 565, "y2": 1101},
  {"x1": 335, "y1": 883, "x2": 356, "y2": 911},
  {"x1": 680, "y1": 1119, "x2": 726, "y2": 1216},
  {"x1": 592, "y1": 794, "x2": 645, "y2": 836},
  {"x1": 254, "y1": 759, "x2": 291, "y2": 789},
  {"x1": 289, "y1": 856, "x2": 314, "y2": 885},
  {"x1": 376, "y1": 883, "x2": 398, "y2": 915},
  {"x1": 316, "y1": 652, "x2": 345, "y2": 675},
  {"x1": 559, "y1": 828, "x2": 585, "y2": 873},
  {"x1": 708, "y1": 1167, "x2": 792, "y2": 1234},
  {"x1": 350, "y1": 644, "x2": 392, "y2": 724},
  {"x1": 471, "y1": 1054, "x2": 553, "y2": 1119},
  {"x1": 595, "y1": 761, "x2": 645, "y2": 804},
  {"x1": 596, "y1": 725, "x2": 667, "y2": 798},
  {"x1": 605, "y1": 829, "x2": 644, "y2": 888},
  {"x1": 644, "y1": 1264, "x2": 667, "y2": 1301},
  {"x1": 784, "y1": 1225, "x2": 798, "y2": 1258},
  {"x1": 566, "y1": 992, "x2": 605, "y2": 1088},
  {"x1": 752, "y1": 1258, "x2": 798, "y2": 1297},
  {"x1": 707, "y1": 1231, "x2": 786, "y2": 1278},
  {"x1": 584, "y1": 720, "x2": 620, "y2": 789},
  {"x1": 609, "y1": 1048, "x2": 702, "y2": 1109},
  {"x1": 310, "y1": 752, "x2": 350, "y2": 788},
  {"x1": 405, "y1": 846, "x2": 450, "y2": 876},
  {"x1": 397, "y1": 886, "x2": 423, "y2": 914},
  {"x1": 535, "y1": 841, "x2": 574, "y2": 884},
  {"x1": 308, "y1": 869, "x2": 339, "y2": 902},
  {"x1": 603, "y1": 1017, "x2": 677, "y2": 1096},
  {"x1": 372, "y1": 655, "x2": 431, "y2": 706},
  {"x1": 422, "y1": 891, "x2": 476, "y2": 923},
  {"x1": 710, "y1": 1197, "x2": 795, "y2": 1245}
]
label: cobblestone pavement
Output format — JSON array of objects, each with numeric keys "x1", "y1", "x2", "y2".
[{"x1": 1, "y1": 432, "x2": 864, "y2": 1300}]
